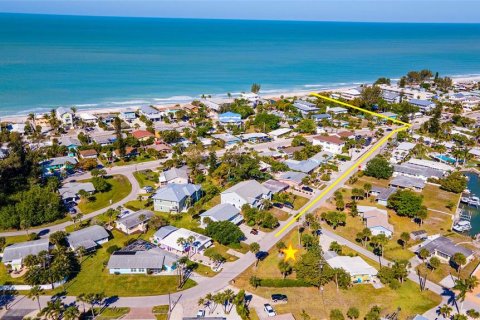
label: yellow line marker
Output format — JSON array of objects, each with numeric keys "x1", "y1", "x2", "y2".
[{"x1": 274, "y1": 93, "x2": 411, "y2": 237}]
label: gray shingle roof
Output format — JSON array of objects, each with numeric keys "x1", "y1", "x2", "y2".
[
  {"x1": 160, "y1": 167, "x2": 189, "y2": 183},
  {"x1": 67, "y1": 225, "x2": 109, "y2": 250},
  {"x1": 419, "y1": 236, "x2": 473, "y2": 259},
  {"x1": 278, "y1": 171, "x2": 308, "y2": 184},
  {"x1": 59, "y1": 182, "x2": 96, "y2": 200},
  {"x1": 2, "y1": 238, "x2": 50, "y2": 262},
  {"x1": 199, "y1": 203, "x2": 241, "y2": 222},
  {"x1": 390, "y1": 175, "x2": 425, "y2": 189},
  {"x1": 107, "y1": 250, "x2": 177, "y2": 269},
  {"x1": 262, "y1": 179, "x2": 289, "y2": 193},
  {"x1": 221, "y1": 180, "x2": 270, "y2": 204},
  {"x1": 117, "y1": 210, "x2": 154, "y2": 229},
  {"x1": 153, "y1": 183, "x2": 201, "y2": 202},
  {"x1": 393, "y1": 163, "x2": 444, "y2": 179}
]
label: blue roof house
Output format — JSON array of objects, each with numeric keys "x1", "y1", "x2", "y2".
[{"x1": 219, "y1": 112, "x2": 242, "y2": 125}]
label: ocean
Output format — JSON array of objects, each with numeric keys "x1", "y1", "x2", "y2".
[{"x1": 1, "y1": 13, "x2": 480, "y2": 116}]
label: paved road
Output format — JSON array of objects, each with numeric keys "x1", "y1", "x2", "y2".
[{"x1": 5, "y1": 133, "x2": 391, "y2": 312}]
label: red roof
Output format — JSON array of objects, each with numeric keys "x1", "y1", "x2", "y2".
[
  {"x1": 79, "y1": 149, "x2": 98, "y2": 157},
  {"x1": 336, "y1": 131, "x2": 355, "y2": 138},
  {"x1": 132, "y1": 130, "x2": 154, "y2": 139},
  {"x1": 313, "y1": 135, "x2": 345, "y2": 145}
]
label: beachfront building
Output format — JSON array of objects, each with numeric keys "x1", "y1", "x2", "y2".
[
  {"x1": 159, "y1": 167, "x2": 189, "y2": 186},
  {"x1": 107, "y1": 249, "x2": 178, "y2": 275},
  {"x1": 56, "y1": 107, "x2": 74, "y2": 126},
  {"x1": 199, "y1": 203, "x2": 243, "y2": 228},
  {"x1": 221, "y1": 180, "x2": 272, "y2": 210},
  {"x1": 78, "y1": 112, "x2": 98, "y2": 124},
  {"x1": 154, "y1": 226, "x2": 213, "y2": 255},
  {"x1": 325, "y1": 252, "x2": 377, "y2": 284},
  {"x1": 218, "y1": 112, "x2": 242, "y2": 125},
  {"x1": 115, "y1": 210, "x2": 154, "y2": 235},
  {"x1": 67, "y1": 225, "x2": 109, "y2": 252},
  {"x1": 2, "y1": 239, "x2": 50, "y2": 271},
  {"x1": 312, "y1": 135, "x2": 345, "y2": 154},
  {"x1": 358, "y1": 206, "x2": 394, "y2": 237},
  {"x1": 152, "y1": 183, "x2": 202, "y2": 213},
  {"x1": 201, "y1": 99, "x2": 223, "y2": 112},
  {"x1": 58, "y1": 182, "x2": 95, "y2": 203},
  {"x1": 417, "y1": 235, "x2": 474, "y2": 264},
  {"x1": 139, "y1": 105, "x2": 162, "y2": 121},
  {"x1": 382, "y1": 91, "x2": 401, "y2": 104},
  {"x1": 119, "y1": 110, "x2": 137, "y2": 122},
  {"x1": 339, "y1": 88, "x2": 362, "y2": 100},
  {"x1": 293, "y1": 100, "x2": 320, "y2": 115}
]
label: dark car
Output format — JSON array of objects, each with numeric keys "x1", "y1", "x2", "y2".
[
  {"x1": 283, "y1": 201, "x2": 294, "y2": 209},
  {"x1": 302, "y1": 186, "x2": 313, "y2": 193},
  {"x1": 273, "y1": 202, "x2": 284, "y2": 209},
  {"x1": 271, "y1": 294, "x2": 288, "y2": 302},
  {"x1": 250, "y1": 228, "x2": 259, "y2": 235}
]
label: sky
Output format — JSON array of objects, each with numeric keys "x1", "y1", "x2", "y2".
[{"x1": 0, "y1": 0, "x2": 479, "y2": 23}]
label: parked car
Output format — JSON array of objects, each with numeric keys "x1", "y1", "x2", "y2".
[
  {"x1": 271, "y1": 294, "x2": 288, "y2": 302},
  {"x1": 283, "y1": 201, "x2": 294, "y2": 209},
  {"x1": 68, "y1": 207, "x2": 77, "y2": 214},
  {"x1": 143, "y1": 186, "x2": 154, "y2": 193},
  {"x1": 264, "y1": 304, "x2": 276, "y2": 317},
  {"x1": 250, "y1": 228, "x2": 259, "y2": 235},
  {"x1": 302, "y1": 186, "x2": 313, "y2": 192},
  {"x1": 273, "y1": 202, "x2": 284, "y2": 209},
  {"x1": 196, "y1": 310, "x2": 205, "y2": 318}
]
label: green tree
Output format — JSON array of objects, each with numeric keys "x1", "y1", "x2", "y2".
[
  {"x1": 330, "y1": 309, "x2": 345, "y2": 320},
  {"x1": 439, "y1": 172, "x2": 468, "y2": 193},
  {"x1": 206, "y1": 221, "x2": 245, "y2": 245},
  {"x1": 364, "y1": 156, "x2": 393, "y2": 179},
  {"x1": 250, "y1": 242, "x2": 261, "y2": 266},
  {"x1": 399, "y1": 232, "x2": 410, "y2": 249},
  {"x1": 251, "y1": 83, "x2": 261, "y2": 94},
  {"x1": 452, "y1": 252, "x2": 467, "y2": 273},
  {"x1": 438, "y1": 304, "x2": 453, "y2": 319},
  {"x1": 347, "y1": 307, "x2": 360, "y2": 319},
  {"x1": 322, "y1": 211, "x2": 346, "y2": 229},
  {"x1": 278, "y1": 261, "x2": 293, "y2": 279},
  {"x1": 387, "y1": 189, "x2": 424, "y2": 218},
  {"x1": 296, "y1": 119, "x2": 317, "y2": 134},
  {"x1": 27, "y1": 285, "x2": 44, "y2": 311},
  {"x1": 253, "y1": 113, "x2": 281, "y2": 132},
  {"x1": 356, "y1": 228, "x2": 372, "y2": 247}
]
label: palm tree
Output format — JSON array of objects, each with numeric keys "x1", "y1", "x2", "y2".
[
  {"x1": 85, "y1": 292, "x2": 105, "y2": 320},
  {"x1": 278, "y1": 261, "x2": 292, "y2": 279},
  {"x1": 63, "y1": 305, "x2": 80, "y2": 320},
  {"x1": 222, "y1": 289, "x2": 235, "y2": 313},
  {"x1": 39, "y1": 299, "x2": 63, "y2": 320},
  {"x1": 76, "y1": 246, "x2": 88, "y2": 264},
  {"x1": 439, "y1": 304, "x2": 453, "y2": 319},
  {"x1": 27, "y1": 285, "x2": 44, "y2": 311},
  {"x1": 176, "y1": 237, "x2": 187, "y2": 254},
  {"x1": 453, "y1": 276, "x2": 479, "y2": 313},
  {"x1": 76, "y1": 293, "x2": 88, "y2": 314},
  {"x1": 249, "y1": 242, "x2": 260, "y2": 267}
]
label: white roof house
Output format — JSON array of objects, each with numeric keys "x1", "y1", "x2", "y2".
[
  {"x1": 407, "y1": 158, "x2": 453, "y2": 173},
  {"x1": 116, "y1": 210, "x2": 154, "y2": 234},
  {"x1": 159, "y1": 167, "x2": 189, "y2": 185},
  {"x1": 79, "y1": 112, "x2": 98, "y2": 122},
  {"x1": 58, "y1": 182, "x2": 95, "y2": 201},
  {"x1": 268, "y1": 128, "x2": 292, "y2": 139},
  {"x1": 221, "y1": 180, "x2": 272, "y2": 210},
  {"x1": 325, "y1": 255, "x2": 377, "y2": 278},
  {"x1": 158, "y1": 227, "x2": 212, "y2": 253}
]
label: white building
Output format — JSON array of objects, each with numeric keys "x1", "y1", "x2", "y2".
[
  {"x1": 312, "y1": 135, "x2": 345, "y2": 154},
  {"x1": 221, "y1": 180, "x2": 272, "y2": 210}
]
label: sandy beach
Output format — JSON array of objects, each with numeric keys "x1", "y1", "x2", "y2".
[{"x1": 1, "y1": 74, "x2": 479, "y2": 124}]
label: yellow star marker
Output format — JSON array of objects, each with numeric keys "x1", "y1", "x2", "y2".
[{"x1": 282, "y1": 244, "x2": 298, "y2": 262}]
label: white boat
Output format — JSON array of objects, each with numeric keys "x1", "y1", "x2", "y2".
[{"x1": 453, "y1": 220, "x2": 472, "y2": 232}]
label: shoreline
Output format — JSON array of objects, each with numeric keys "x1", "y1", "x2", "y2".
[{"x1": 1, "y1": 73, "x2": 480, "y2": 123}]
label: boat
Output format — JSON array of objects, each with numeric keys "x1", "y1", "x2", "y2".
[
  {"x1": 453, "y1": 220, "x2": 472, "y2": 232},
  {"x1": 460, "y1": 196, "x2": 480, "y2": 207}
]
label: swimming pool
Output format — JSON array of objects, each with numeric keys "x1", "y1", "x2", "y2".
[{"x1": 434, "y1": 154, "x2": 458, "y2": 164}]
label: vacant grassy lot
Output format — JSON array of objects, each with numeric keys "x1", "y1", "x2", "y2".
[
  {"x1": 51, "y1": 230, "x2": 196, "y2": 296},
  {"x1": 422, "y1": 184, "x2": 460, "y2": 213},
  {"x1": 417, "y1": 258, "x2": 480, "y2": 285},
  {"x1": 78, "y1": 175, "x2": 132, "y2": 214},
  {"x1": 133, "y1": 170, "x2": 159, "y2": 188}
]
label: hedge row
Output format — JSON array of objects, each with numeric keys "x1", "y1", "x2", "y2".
[{"x1": 258, "y1": 278, "x2": 312, "y2": 287}]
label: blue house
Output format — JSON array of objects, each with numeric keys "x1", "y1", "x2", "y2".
[
  {"x1": 408, "y1": 99, "x2": 436, "y2": 113},
  {"x1": 311, "y1": 114, "x2": 332, "y2": 122},
  {"x1": 219, "y1": 112, "x2": 242, "y2": 125}
]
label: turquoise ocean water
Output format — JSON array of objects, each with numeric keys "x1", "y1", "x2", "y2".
[{"x1": 1, "y1": 13, "x2": 480, "y2": 116}]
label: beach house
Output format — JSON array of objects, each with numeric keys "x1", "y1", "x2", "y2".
[
  {"x1": 159, "y1": 167, "x2": 190, "y2": 186},
  {"x1": 325, "y1": 252, "x2": 377, "y2": 284},
  {"x1": 115, "y1": 210, "x2": 154, "y2": 234},
  {"x1": 56, "y1": 107, "x2": 74, "y2": 126},
  {"x1": 152, "y1": 183, "x2": 202, "y2": 213},
  {"x1": 408, "y1": 99, "x2": 436, "y2": 113},
  {"x1": 293, "y1": 100, "x2": 320, "y2": 115},
  {"x1": 67, "y1": 225, "x2": 109, "y2": 252},
  {"x1": 312, "y1": 135, "x2": 345, "y2": 154},
  {"x1": 139, "y1": 105, "x2": 162, "y2": 121},
  {"x1": 199, "y1": 203, "x2": 243, "y2": 228},
  {"x1": 221, "y1": 180, "x2": 272, "y2": 210},
  {"x1": 119, "y1": 110, "x2": 137, "y2": 122},
  {"x1": 2, "y1": 238, "x2": 50, "y2": 271}
]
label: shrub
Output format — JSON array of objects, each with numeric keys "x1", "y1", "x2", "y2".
[{"x1": 107, "y1": 245, "x2": 120, "y2": 254}]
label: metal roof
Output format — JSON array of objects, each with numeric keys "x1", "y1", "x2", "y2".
[
  {"x1": 67, "y1": 225, "x2": 109, "y2": 250},
  {"x1": 199, "y1": 203, "x2": 241, "y2": 222},
  {"x1": 3, "y1": 238, "x2": 50, "y2": 262}
]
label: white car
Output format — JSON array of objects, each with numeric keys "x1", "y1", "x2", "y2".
[
  {"x1": 196, "y1": 310, "x2": 205, "y2": 318},
  {"x1": 264, "y1": 304, "x2": 276, "y2": 317}
]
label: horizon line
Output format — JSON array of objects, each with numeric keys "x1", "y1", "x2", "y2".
[{"x1": 2, "y1": 12, "x2": 480, "y2": 25}]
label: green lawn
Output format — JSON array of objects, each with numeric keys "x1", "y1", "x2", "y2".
[
  {"x1": 133, "y1": 170, "x2": 159, "y2": 188},
  {"x1": 153, "y1": 305, "x2": 169, "y2": 320},
  {"x1": 78, "y1": 175, "x2": 132, "y2": 214},
  {"x1": 123, "y1": 199, "x2": 153, "y2": 211},
  {"x1": 417, "y1": 258, "x2": 480, "y2": 285},
  {"x1": 93, "y1": 307, "x2": 130, "y2": 320},
  {"x1": 205, "y1": 243, "x2": 239, "y2": 262},
  {"x1": 187, "y1": 260, "x2": 218, "y2": 278},
  {"x1": 50, "y1": 230, "x2": 196, "y2": 296},
  {"x1": 293, "y1": 195, "x2": 309, "y2": 210},
  {"x1": 422, "y1": 184, "x2": 460, "y2": 213}
]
